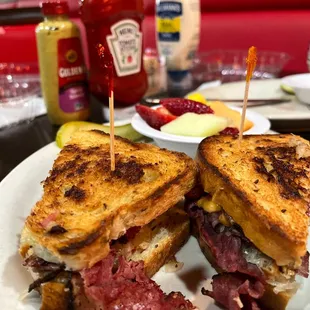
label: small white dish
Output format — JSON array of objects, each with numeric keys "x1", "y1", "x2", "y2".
[
  {"x1": 132, "y1": 105, "x2": 271, "y2": 157},
  {"x1": 281, "y1": 74, "x2": 310, "y2": 105}
]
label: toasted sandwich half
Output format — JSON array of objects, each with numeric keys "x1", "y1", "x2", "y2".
[
  {"x1": 186, "y1": 134, "x2": 310, "y2": 310},
  {"x1": 19, "y1": 130, "x2": 197, "y2": 309}
]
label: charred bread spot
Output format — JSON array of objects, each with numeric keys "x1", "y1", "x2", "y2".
[
  {"x1": 49, "y1": 225, "x2": 68, "y2": 234},
  {"x1": 64, "y1": 186, "x2": 86, "y2": 201},
  {"x1": 281, "y1": 209, "x2": 287, "y2": 213},
  {"x1": 253, "y1": 157, "x2": 275, "y2": 182},
  {"x1": 110, "y1": 160, "x2": 145, "y2": 184},
  {"x1": 76, "y1": 162, "x2": 89, "y2": 175},
  {"x1": 253, "y1": 148, "x2": 308, "y2": 199},
  {"x1": 259, "y1": 147, "x2": 307, "y2": 200},
  {"x1": 149, "y1": 173, "x2": 184, "y2": 200},
  {"x1": 62, "y1": 144, "x2": 80, "y2": 154},
  {"x1": 46, "y1": 159, "x2": 78, "y2": 183},
  {"x1": 59, "y1": 231, "x2": 100, "y2": 255},
  {"x1": 265, "y1": 146, "x2": 295, "y2": 159},
  {"x1": 277, "y1": 175, "x2": 301, "y2": 199},
  {"x1": 58, "y1": 221, "x2": 105, "y2": 255}
]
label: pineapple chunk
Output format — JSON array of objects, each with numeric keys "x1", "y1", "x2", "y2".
[
  {"x1": 160, "y1": 113, "x2": 228, "y2": 137},
  {"x1": 187, "y1": 92, "x2": 208, "y2": 105}
]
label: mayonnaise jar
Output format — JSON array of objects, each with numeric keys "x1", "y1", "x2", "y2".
[{"x1": 155, "y1": 0, "x2": 201, "y2": 72}]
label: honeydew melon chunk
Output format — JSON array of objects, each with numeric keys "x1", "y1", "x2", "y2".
[{"x1": 160, "y1": 113, "x2": 229, "y2": 137}]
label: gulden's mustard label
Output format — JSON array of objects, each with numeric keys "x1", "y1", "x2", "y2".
[{"x1": 36, "y1": 14, "x2": 89, "y2": 125}]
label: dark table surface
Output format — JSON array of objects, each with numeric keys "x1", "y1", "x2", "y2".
[{"x1": 1, "y1": 97, "x2": 310, "y2": 182}]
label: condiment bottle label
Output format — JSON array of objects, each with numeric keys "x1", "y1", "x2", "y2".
[
  {"x1": 58, "y1": 37, "x2": 89, "y2": 113},
  {"x1": 156, "y1": 1, "x2": 182, "y2": 42},
  {"x1": 106, "y1": 19, "x2": 142, "y2": 77}
]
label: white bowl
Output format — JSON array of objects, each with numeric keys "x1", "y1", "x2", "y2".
[
  {"x1": 281, "y1": 73, "x2": 310, "y2": 105},
  {"x1": 132, "y1": 105, "x2": 271, "y2": 158}
]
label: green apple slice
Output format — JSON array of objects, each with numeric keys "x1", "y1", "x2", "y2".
[
  {"x1": 160, "y1": 113, "x2": 229, "y2": 137},
  {"x1": 56, "y1": 121, "x2": 144, "y2": 148}
]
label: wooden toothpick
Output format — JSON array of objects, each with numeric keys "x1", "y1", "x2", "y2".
[
  {"x1": 96, "y1": 43, "x2": 115, "y2": 171},
  {"x1": 239, "y1": 46, "x2": 257, "y2": 143},
  {"x1": 109, "y1": 88, "x2": 115, "y2": 171}
]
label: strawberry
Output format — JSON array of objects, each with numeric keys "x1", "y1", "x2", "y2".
[
  {"x1": 220, "y1": 127, "x2": 239, "y2": 135},
  {"x1": 160, "y1": 98, "x2": 214, "y2": 116},
  {"x1": 135, "y1": 104, "x2": 177, "y2": 130}
]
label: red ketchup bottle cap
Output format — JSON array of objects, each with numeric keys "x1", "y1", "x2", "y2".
[{"x1": 41, "y1": 1, "x2": 69, "y2": 15}]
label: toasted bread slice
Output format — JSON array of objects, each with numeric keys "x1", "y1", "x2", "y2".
[
  {"x1": 20, "y1": 130, "x2": 197, "y2": 270},
  {"x1": 114, "y1": 205, "x2": 190, "y2": 277},
  {"x1": 197, "y1": 134, "x2": 309, "y2": 267}
]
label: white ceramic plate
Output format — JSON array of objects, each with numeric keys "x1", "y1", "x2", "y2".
[
  {"x1": 187, "y1": 79, "x2": 310, "y2": 120},
  {"x1": 1, "y1": 142, "x2": 309, "y2": 309}
]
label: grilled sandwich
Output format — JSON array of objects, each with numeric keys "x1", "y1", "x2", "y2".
[
  {"x1": 186, "y1": 134, "x2": 310, "y2": 310},
  {"x1": 19, "y1": 130, "x2": 197, "y2": 309}
]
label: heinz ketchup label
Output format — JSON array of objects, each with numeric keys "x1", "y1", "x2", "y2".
[
  {"x1": 58, "y1": 37, "x2": 89, "y2": 113},
  {"x1": 106, "y1": 19, "x2": 142, "y2": 77}
]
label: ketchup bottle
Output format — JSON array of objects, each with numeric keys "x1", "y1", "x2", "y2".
[{"x1": 81, "y1": 0, "x2": 148, "y2": 107}]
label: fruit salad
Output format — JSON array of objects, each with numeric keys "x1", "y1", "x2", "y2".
[{"x1": 135, "y1": 96, "x2": 248, "y2": 138}]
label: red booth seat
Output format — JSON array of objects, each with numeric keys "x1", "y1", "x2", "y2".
[{"x1": 1, "y1": 0, "x2": 310, "y2": 75}]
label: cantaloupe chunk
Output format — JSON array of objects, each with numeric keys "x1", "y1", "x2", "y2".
[
  {"x1": 206, "y1": 101, "x2": 253, "y2": 131},
  {"x1": 160, "y1": 113, "x2": 228, "y2": 137}
]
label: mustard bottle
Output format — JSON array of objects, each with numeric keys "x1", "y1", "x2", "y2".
[{"x1": 36, "y1": 1, "x2": 89, "y2": 125}]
